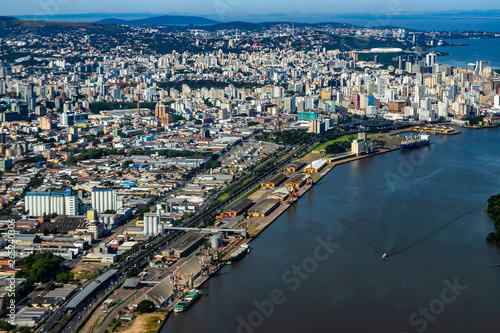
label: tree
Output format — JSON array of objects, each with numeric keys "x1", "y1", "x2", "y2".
[
  {"x1": 135, "y1": 300, "x2": 155, "y2": 313},
  {"x1": 56, "y1": 272, "x2": 74, "y2": 284},
  {"x1": 127, "y1": 267, "x2": 141, "y2": 278},
  {"x1": 44, "y1": 281, "x2": 54, "y2": 292},
  {"x1": 155, "y1": 174, "x2": 162, "y2": 180},
  {"x1": 0, "y1": 322, "x2": 13, "y2": 331},
  {"x1": 15, "y1": 252, "x2": 63, "y2": 286}
]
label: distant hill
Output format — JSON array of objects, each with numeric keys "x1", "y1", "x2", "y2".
[
  {"x1": 0, "y1": 17, "x2": 127, "y2": 37},
  {"x1": 96, "y1": 15, "x2": 219, "y2": 26}
]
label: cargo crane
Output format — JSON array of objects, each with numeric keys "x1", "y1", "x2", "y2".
[
  {"x1": 199, "y1": 249, "x2": 210, "y2": 276},
  {"x1": 170, "y1": 268, "x2": 187, "y2": 298},
  {"x1": 170, "y1": 268, "x2": 187, "y2": 285},
  {"x1": 284, "y1": 183, "x2": 298, "y2": 204},
  {"x1": 305, "y1": 174, "x2": 314, "y2": 186}
]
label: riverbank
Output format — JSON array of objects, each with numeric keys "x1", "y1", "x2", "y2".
[
  {"x1": 161, "y1": 126, "x2": 500, "y2": 333},
  {"x1": 156, "y1": 129, "x2": 453, "y2": 331},
  {"x1": 156, "y1": 145, "x2": 402, "y2": 331}
]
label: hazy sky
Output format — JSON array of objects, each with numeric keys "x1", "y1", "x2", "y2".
[{"x1": 4, "y1": 0, "x2": 500, "y2": 16}]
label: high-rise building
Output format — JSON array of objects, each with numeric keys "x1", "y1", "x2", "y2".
[
  {"x1": 40, "y1": 117, "x2": 53, "y2": 130},
  {"x1": 25, "y1": 188, "x2": 78, "y2": 217},
  {"x1": 143, "y1": 211, "x2": 162, "y2": 236},
  {"x1": 426, "y1": 53, "x2": 437, "y2": 67},
  {"x1": 91, "y1": 188, "x2": 123, "y2": 213}
]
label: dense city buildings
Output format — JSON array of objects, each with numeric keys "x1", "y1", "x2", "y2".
[{"x1": 0, "y1": 13, "x2": 500, "y2": 332}]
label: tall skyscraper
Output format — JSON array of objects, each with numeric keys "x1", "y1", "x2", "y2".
[{"x1": 426, "y1": 53, "x2": 437, "y2": 67}]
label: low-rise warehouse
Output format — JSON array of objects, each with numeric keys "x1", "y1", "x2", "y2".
[
  {"x1": 269, "y1": 187, "x2": 290, "y2": 202},
  {"x1": 169, "y1": 233, "x2": 205, "y2": 258},
  {"x1": 289, "y1": 174, "x2": 309, "y2": 189},
  {"x1": 283, "y1": 160, "x2": 306, "y2": 172},
  {"x1": 224, "y1": 198, "x2": 254, "y2": 216},
  {"x1": 261, "y1": 173, "x2": 287, "y2": 189},
  {"x1": 303, "y1": 159, "x2": 327, "y2": 173},
  {"x1": 248, "y1": 199, "x2": 280, "y2": 217}
]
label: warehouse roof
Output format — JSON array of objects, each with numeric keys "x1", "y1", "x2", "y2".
[
  {"x1": 225, "y1": 198, "x2": 254, "y2": 215},
  {"x1": 284, "y1": 160, "x2": 305, "y2": 170},
  {"x1": 304, "y1": 159, "x2": 327, "y2": 171},
  {"x1": 172, "y1": 233, "x2": 205, "y2": 253},
  {"x1": 248, "y1": 199, "x2": 280, "y2": 214},
  {"x1": 290, "y1": 173, "x2": 308, "y2": 183},
  {"x1": 262, "y1": 173, "x2": 287, "y2": 185},
  {"x1": 269, "y1": 187, "x2": 290, "y2": 200}
]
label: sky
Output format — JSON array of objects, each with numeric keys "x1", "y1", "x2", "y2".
[{"x1": 4, "y1": 0, "x2": 500, "y2": 17}]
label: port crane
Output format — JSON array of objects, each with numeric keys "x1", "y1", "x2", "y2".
[
  {"x1": 199, "y1": 249, "x2": 211, "y2": 276},
  {"x1": 284, "y1": 183, "x2": 298, "y2": 204},
  {"x1": 170, "y1": 268, "x2": 187, "y2": 285}
]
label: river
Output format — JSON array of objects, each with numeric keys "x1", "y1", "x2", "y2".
[
  {"x1": 434, "y1": 38, "x2": 500, "y2": 69},
  {"x1": 163, "y1": 127, "x2": 500, "y2": 333}
]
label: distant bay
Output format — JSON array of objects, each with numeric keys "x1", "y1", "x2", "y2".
[
  {"x1": 433, "y1": 38, "x2": 500, "y2": 69},
  {"x1": 332, "y1": 18, "x2": 500, "y2": 33}
]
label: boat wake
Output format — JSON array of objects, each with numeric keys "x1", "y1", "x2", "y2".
[{"x1": 339, "y1": 209, "x2": 478, "y2": 260}]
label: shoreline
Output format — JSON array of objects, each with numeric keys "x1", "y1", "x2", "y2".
[
  {"x1": 155, "y1": 146, "x2": 401, "y2": 332},
  {"x1": 155, "y1": 127, "x2": 473, "y2": 331}
]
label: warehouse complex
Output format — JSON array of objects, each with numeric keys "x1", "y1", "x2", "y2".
[
  {"x1": 248, "y1": 199, "x2": 280, "y2": 217},
  {"x1": 261, "y1": 173, "x2": 288, "y2": 189},
  {"x1": 224, "y1": 198, "x2": 254, "y2": 216}
]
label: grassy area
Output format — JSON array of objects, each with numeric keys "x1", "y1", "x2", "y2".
[
  {"x1": 144, "y1": 315, "x2": 163, "y2": 333},
  {"x1": 216, "y1": 192, "x2": 231, "y2": 203},
  {"x1": 240, "y1": 184, "x2": 261, "y2": 200},
  {"x1": 313, "y1": 134, "x2": 358, "y2": 151}
]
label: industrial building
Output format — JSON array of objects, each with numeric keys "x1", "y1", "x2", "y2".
[
  {"x1": 14, "y1": 307, "x2": 51, "y2": 327},
  {"x1": 261, "y1": 173, "x2": 287, "y2": 189},
  {"x1": 303, "y1": 160, "x2": 327, "y2": 173},
  {"x1": 288, "y1": 174, "x2": 309, "y2": 189},
  {"x1": 351, "y1": 132, "x2": 372, "y2": 156},
  {"x1": 82, "y1": 253, "x2": 119, "y2": 263},
  {"x1": 144, "y1": 212, "x2": 162, "y2": 236},
  {"x1": 223, "y1": 198, "x2": 254, "y2": 216},
  {"x1": 65, "y1": 269, "x2": 118, "y2": 312},
  {"x1": 248, "y1": 199, "x2": 280, "y2": 217},
  {"x1": 283, "y1": 160, "x2": 305, "y2": 173},
  {"x1": 268, "y1": 187, "x2": 290, "y2": 202},
  {"x1": 91, "y1": 188, "x2": 123, "y2": 213},
  {"x1": 169, "y1": 233, "x2": 205, "y2": 258},
  {"x1": 25, "y1": 188, "x2": 79, "y2": 217}
]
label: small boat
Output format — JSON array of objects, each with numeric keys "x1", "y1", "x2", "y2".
[{"x1": 381, "y1": 253, "x2": 387, "y2": 260}]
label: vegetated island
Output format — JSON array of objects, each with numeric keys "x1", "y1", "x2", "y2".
[{"x1": 486, "y1": 194, "x2": 500, "y2": 243}]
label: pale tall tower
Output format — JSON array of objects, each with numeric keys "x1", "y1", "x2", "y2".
[
  {"x1": 426, "y1": 53, "x2": 437, "y2": 67},
  {"x1": 91, "y1": 188, "x2": 122, "y2": 213}
]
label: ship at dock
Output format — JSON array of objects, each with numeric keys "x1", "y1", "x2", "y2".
[
  {"x1": 400, "y1": 132, "x2": 431, "y2": 149},
  {"x1": 173, "y1": 289, "x2": 201, "y2": 313}
]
